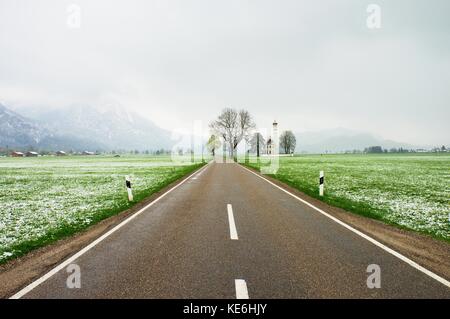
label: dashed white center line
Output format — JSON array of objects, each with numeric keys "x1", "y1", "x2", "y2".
[
  {"x1": 227, "y1": 204, "x2": 238, "y2": 240},
  {"x1": 235, "y1": 279, "x2": 249, "y2": 299}
]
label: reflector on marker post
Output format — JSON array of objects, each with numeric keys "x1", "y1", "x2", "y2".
[
  {"x1": 125, "y1": 176, "x2": 133, "y2": 201},
  {"x1": 319, "y1": 171, "x2": 324, "y2": 196}
]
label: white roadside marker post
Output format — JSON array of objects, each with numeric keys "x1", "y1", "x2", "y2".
[
  {"x1": 125, "y1": 176, "x2": 133, "y2": 201},
  {"x1": 319, "y1": 171, "x2": 324, "y2": 196}
]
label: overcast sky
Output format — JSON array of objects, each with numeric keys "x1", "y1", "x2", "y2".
[{"x1": 0, "y1": 0, "x2": 449, "y2": 145}]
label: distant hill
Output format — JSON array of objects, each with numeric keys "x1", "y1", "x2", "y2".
[
  {"x1": 0, "y1": 103, "x2": 106, "y2": 151},
  {"x1": 0, "y1": 103, "x2": 48, "y2": 148},
  {"x1": 0, "y1": 103, "x2": 174, "y2": 151},
  {"x1": 295, "y1": 128, "x2": 424, "y2": 153},
  {"x1": 27, "y1": 104, "x2": 174, "y2": 151}
]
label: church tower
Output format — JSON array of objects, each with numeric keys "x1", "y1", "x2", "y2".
[
  {"x1": 272, "y1": 120, "x2": 278, "y2": 155},
  {"x1": 267, "y1": 120, "x2": 279, "y2": 155}
]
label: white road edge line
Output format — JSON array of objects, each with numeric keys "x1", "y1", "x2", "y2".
[
  {"x1": 235, "y1": 279, "x2": 249, "y2": 299},
  {"x1": 239, "y1": 164, "x2": 450, "y2": 288},
  {"x1": 227, "y1": 204, "x2": 239, "y2": 240},
  {"x1": 9, "y1": 162, "x2": 212, "y2": 299}
]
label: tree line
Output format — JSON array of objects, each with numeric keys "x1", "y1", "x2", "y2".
[{"x1": 363, "y1": 145, "x2": 448, "y2": 154}]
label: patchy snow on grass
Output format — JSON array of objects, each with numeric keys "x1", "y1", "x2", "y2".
[
  {"x1": 248, "y1": 153, "x2": 450, "y2": 240},
  {"x1": 0, "y1": 155, "x2": 201, "y2": 262}
]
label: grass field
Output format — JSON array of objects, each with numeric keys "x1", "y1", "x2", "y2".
[
  {"x1": 0, "y1": 155, "x2": 204, "y2": 263},
  {"x1": 243, "y1": 153, "x2": 450, "y2": 241}
]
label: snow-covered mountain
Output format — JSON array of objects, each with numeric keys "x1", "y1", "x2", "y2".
[
  {"x1": 34, "y1": 105, "x2": 173, "y2": 151},
  {"x1": 295, "y1": 128, "x2": 423, "y2": 153},
  {"x1": 0, "y1": 103, "x2": 106, "y2": 150},
  {"x1": 3, "y1": 103, "x2": 174, "y2": 151},
  {"x1": 0, "y1": 103, "x2": 48, "y2": 147}
]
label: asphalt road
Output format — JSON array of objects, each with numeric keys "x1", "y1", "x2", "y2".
[{"x1": 18, "y1": 162, "x2": 450, "y2": 298}]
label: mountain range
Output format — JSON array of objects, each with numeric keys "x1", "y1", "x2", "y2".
[
  {"x1": 0, "y1": 103, "x2": 425, "y2": 153},
  {"x1": 0, "y1": 103, "x2": 173, "y2": 152}
]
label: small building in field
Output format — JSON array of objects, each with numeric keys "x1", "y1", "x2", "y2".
[
  {"x1": 266, "y1": 120, "x2": 278, "y2": 155},
  {"x1": 26, "y1": 151, "x2": 39, "y2": 157},
  {"x1": 82, "y1": 151, "x2": 95, "y2": 155},
  {"x1": 11, "y1": 151, "x2": 24, "y2": 157},
  {"x1": 56, "y1": 151, "x2": 67, "y2": 156}
]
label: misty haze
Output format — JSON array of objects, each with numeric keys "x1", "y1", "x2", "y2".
[{"x1": 0, "y1": 0, "x2": 449, "y2": 304}]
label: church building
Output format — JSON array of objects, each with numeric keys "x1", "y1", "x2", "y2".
[{"x1": 266, "y1": 120, "x2": 278, "y2": 155}]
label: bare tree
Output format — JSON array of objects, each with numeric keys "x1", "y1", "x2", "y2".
[
  {"x1": 279, "y1": 130, "x2": 296, "y2": 154},
  {"x1": 210, "y1": 108, "x2": 255, "y2": 159}
]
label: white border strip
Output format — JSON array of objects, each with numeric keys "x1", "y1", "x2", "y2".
[
  {"x1": 235, "y1": 279, "x2": 249, "y2": 299},
  {"x1": 10, "y1": 162, "x2": 211, "y2": 299},
  {"x1": 239, "y1": 164, "x2": 450, "y2": 288}
]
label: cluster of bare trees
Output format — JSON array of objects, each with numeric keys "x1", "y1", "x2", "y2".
[
  {"x1": 279, "y1": 130, "x2": 296, "y2": 154},
  {"x1": 209, "y1": 108, "x2": 255, "y2": 159},
  {"x1": 208, "y1": 108, "x2": 297, "y2": 159}
]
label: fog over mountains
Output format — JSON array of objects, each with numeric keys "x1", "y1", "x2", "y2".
[
  {"x1": 0, "y1": 103, "x2": 424, "y2": 153},
  {"x1": 0, "y1": 103, "x2": 103, "y2": 151},
  {"x1": 0, "y1": 103, "x2": 173, "y2": 151}
]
